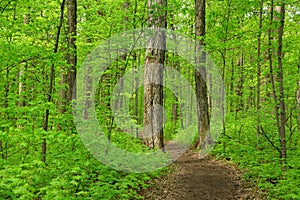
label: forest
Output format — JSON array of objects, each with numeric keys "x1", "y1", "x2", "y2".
[{"x1": 0, "y1": 0, "x2": 300, "y2": 199}]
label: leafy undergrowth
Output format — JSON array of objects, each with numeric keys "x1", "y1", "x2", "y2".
[
  {"x1": 0, "y1": 132, "x2": 168, "y2": 199},
  {"x1": 211, "y1": 113, "x2": 300, "y2": 200}
]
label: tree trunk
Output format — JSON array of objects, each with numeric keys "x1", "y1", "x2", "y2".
[
  {"x1": 229, "y1": 58, "x2": 234, "y2": 112},
  {"x1": 143, "y1": 0, "x2": 167, "y2": 150},
  {"x1": 256, "y1": 0, "x2": 264, "y2": 148},
  {"x1": 42, "y1": 0, "x2": 65, "y2": 163},
  {"x1": 277, "y1": 3, "x2": 287, "y2": 169},
  {"x1": 297, "y1": 81, "x2": 300, "y2": 134},
  {"x1": 67, "y1": 0, "x2": 77, "y2": 103},
  {"x1": 133, "y1": 0, "x2": 139, "y2": 138},
  {"x1": 115, "y1": 1, "x2": 129, "y2": 111},
  {"x1": 268, "y1": 0, "x2": 280, "y2": 148},
  {"x1": 1, "y1": 67, "x2": 9, "y2": 160},
  {"x1": 58, "y1": 0, "x2": 76, "y2": 131},
  {"x1": 236, "y1": 54, "x2": 244, "y2": 113},
  {"x1": 194, "y1": 0, "x2": 210, "y2": 148},
  {"x1": 297, "y1": 56, "x2": 300, "y2": 134}
]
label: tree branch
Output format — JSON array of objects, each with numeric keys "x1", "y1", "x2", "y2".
[{"x1": 260, "y1": 126, "x2": 281, "y2": 154}]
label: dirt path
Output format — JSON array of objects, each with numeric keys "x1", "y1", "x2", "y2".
[{"x1": 141, "y1": 151, "x2": 262, "y2": 200}]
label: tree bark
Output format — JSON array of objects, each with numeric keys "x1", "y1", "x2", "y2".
[
  {"x1": 194, "y1": 0, "x2": 210, "y2": 148},
  {"x1": 67, "y1": 0, "x2": 77, "y2": 103},
  {"x1": 143, "y1": 0, "x2": 167, "y2": 149},
  {"x1": 277, "y1": 3, "x2": 287, "y2": 168},
  {"x1": 58, "y1": 0, "x2": 76, "y2": 130}
]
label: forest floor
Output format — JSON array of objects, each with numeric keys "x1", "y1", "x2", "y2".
[{"x1": 140, "y1": 150, "x2": 263, "y2": 200}]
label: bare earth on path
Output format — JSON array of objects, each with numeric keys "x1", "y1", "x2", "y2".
[{"x1": 141, "y1": 151, "x2": 262, "y2": 200}]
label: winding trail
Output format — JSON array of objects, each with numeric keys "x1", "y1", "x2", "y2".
[{"x1": 141, "y1": 151, "x2": 262, "y2": 200}]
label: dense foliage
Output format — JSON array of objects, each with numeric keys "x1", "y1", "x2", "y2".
[{"x1": 0, "y1": 0, "x2": 299, "y2": 199}]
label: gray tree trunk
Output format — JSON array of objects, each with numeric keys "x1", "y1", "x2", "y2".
[{"x1": 143, "y1": 0, "x2": 167, "y2": 149}]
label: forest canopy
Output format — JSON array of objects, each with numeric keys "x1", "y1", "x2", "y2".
[{"x1": 0, "y1": 0, "x2": 300, "y2": 199}]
